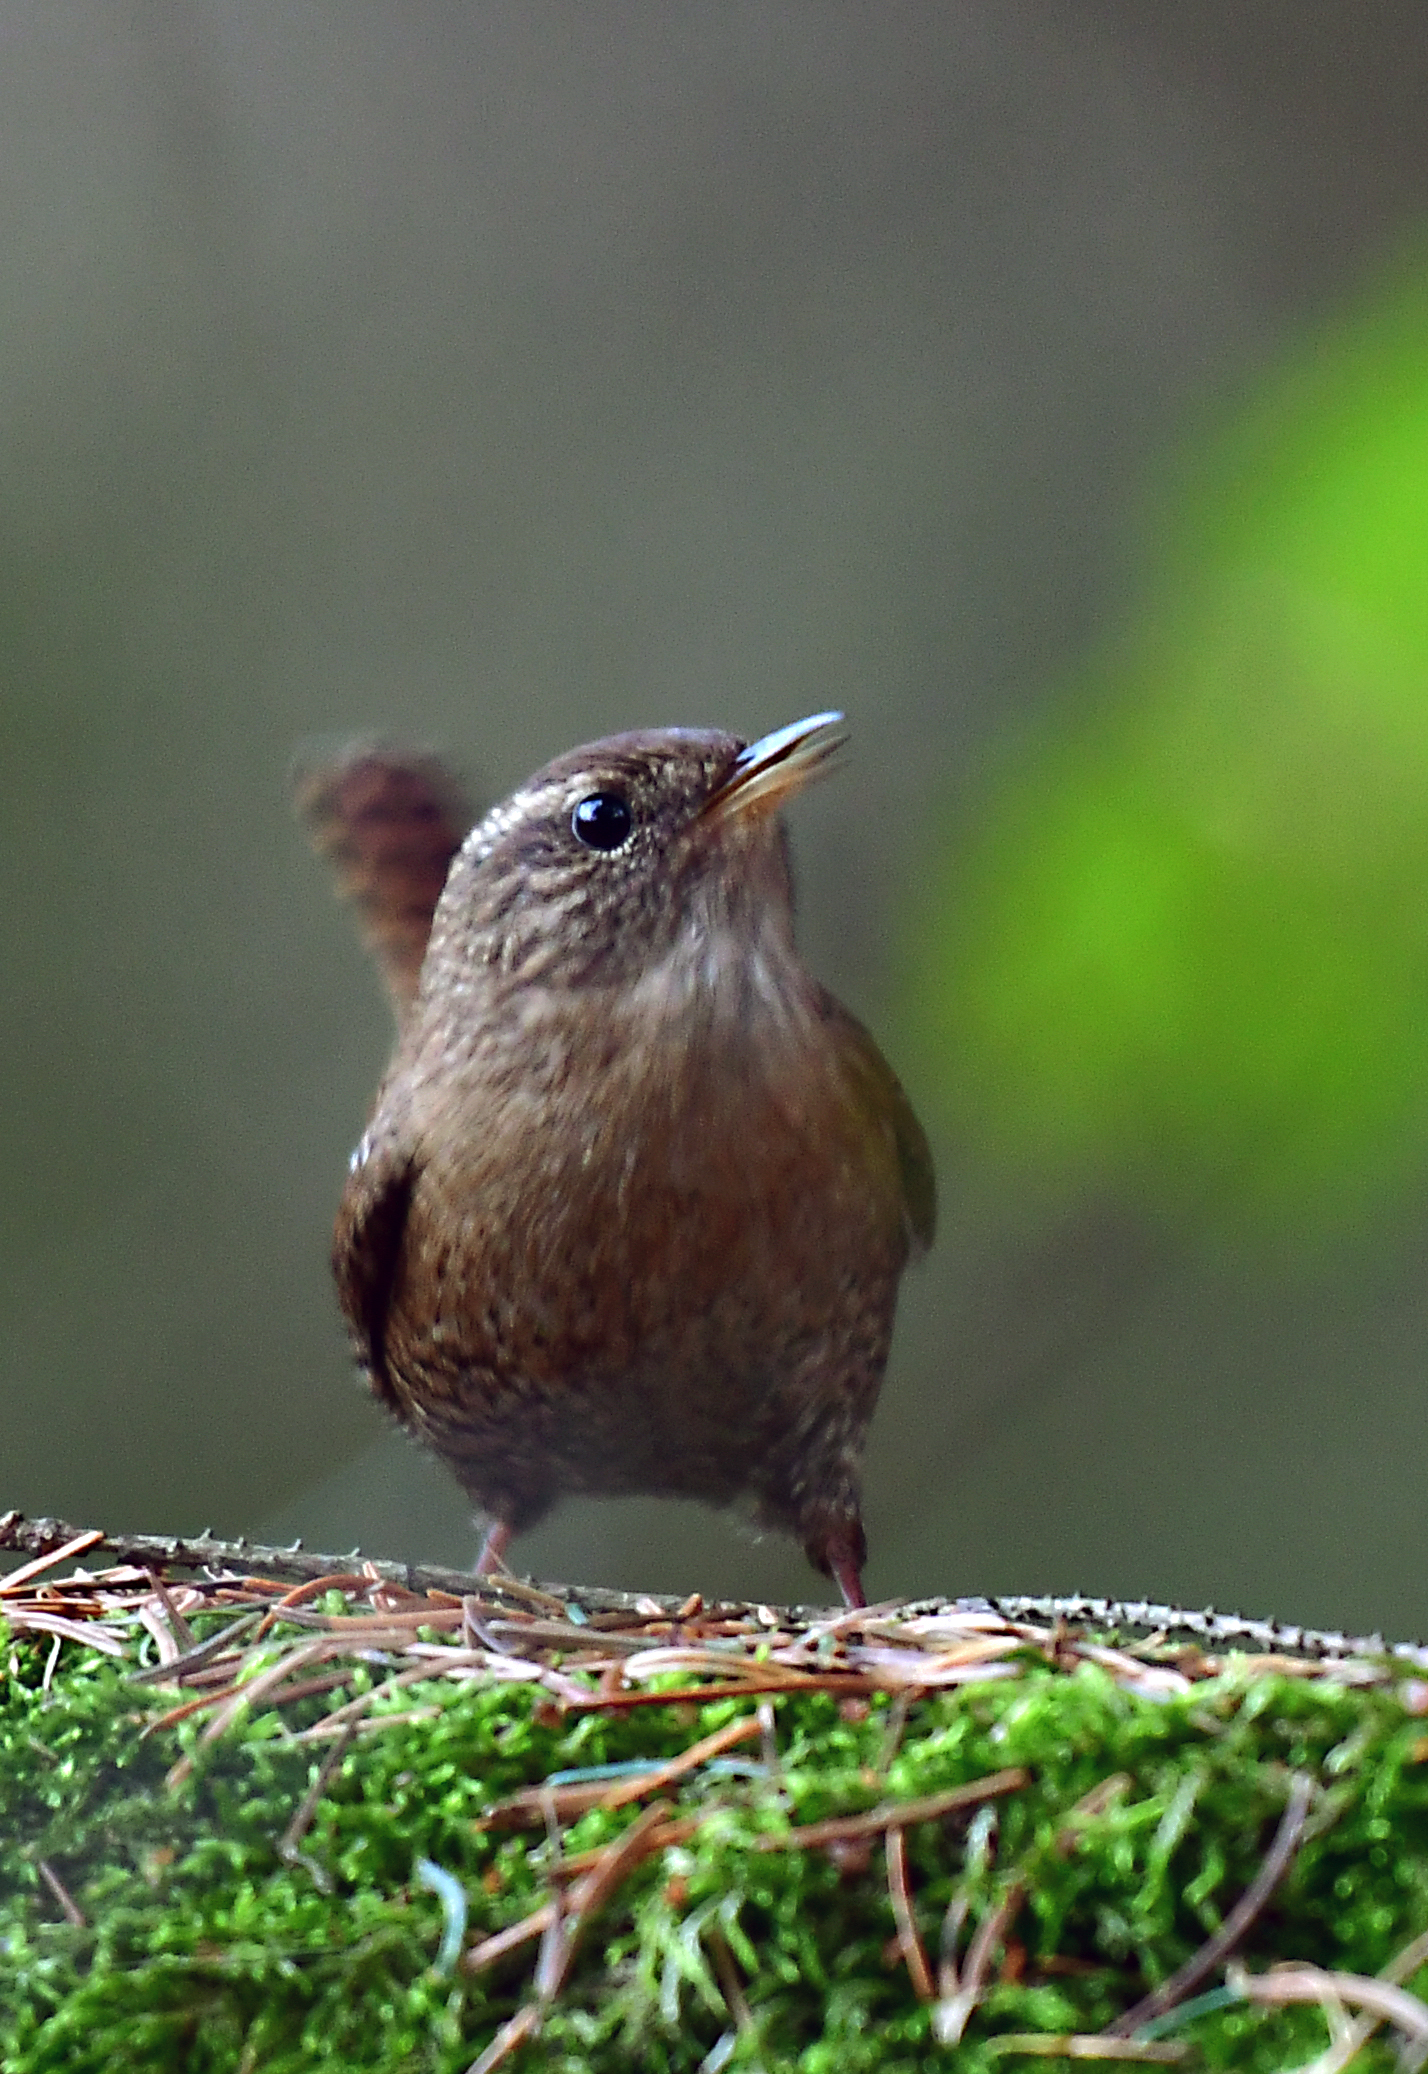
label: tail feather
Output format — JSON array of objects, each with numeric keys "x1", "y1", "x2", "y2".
[{"x1": 294, "y1": 744, "x2": 474, "y2": 1016}]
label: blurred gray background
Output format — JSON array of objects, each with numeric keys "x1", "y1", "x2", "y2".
[{"x1": 6, "y1": 1, "x2": 1428, "y2": 1631}]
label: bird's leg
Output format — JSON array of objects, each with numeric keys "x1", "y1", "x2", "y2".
[
  {"x1": 804, "y1": 1515, "x2": 869, "y2": 1610},
  {"x1": 762, "y1": 1430, "x2": 874, "y2": 1609},
  {"x1": 475, "y1": 1518, "x2": 514, "y2": 1576},
  {"x1": 826, "y1": 1541, "x2": 867, "y2": 1610}
]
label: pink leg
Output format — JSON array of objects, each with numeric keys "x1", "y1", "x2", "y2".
[
  {"x1": 810, "y1": 1518, "x2": 868, "y2": 1610},
  {"x1": 829, "y1": 1551, "x2": 867, "y2": 1610},
  {"x1": 475, "y1": 1519, "x2": 513, "y2": 1575}
]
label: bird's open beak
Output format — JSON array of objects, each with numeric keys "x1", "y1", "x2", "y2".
[{"x1": 701, "y1": 711, "x2": 848, "y2": 825}]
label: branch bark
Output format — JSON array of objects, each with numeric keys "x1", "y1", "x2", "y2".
[{"x1": 1, "y1": 1509, "x2": 1425, "y2": 1661}]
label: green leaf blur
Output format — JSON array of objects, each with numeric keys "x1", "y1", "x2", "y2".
[{"x1": 909, "y1": 264, "x2": 1428, "y2": 1230}]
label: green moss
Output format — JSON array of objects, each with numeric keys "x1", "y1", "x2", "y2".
[{"x1": 2, "y1": 1614, "x2": 1426, "y2": 2072}]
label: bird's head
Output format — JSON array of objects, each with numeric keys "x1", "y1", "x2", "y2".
[{"x1": 418, "y1": 712, "x2": 847, "y2": 1000}]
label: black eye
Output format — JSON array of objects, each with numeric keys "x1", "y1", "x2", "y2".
[{"x1": 571, "y1": 791, "x2": 633, "y2": 851}]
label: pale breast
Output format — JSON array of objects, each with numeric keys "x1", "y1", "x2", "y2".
[{"x1": 387, "y1": 979, "x2": 909, "y2": 1402}]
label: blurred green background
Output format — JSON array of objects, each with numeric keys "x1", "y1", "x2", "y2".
[{"x1": 7, "y1": 2, "x2": 1428, "y2": 1634}]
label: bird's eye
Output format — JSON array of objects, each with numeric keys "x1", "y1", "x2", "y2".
[{"x1": 571, "y1": 790, "x2": 633, "y2": 852}]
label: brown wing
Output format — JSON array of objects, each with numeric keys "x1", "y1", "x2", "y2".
[
  {"x1": 818, "y1": 988, "x2": 937, "y2": 1256},
  {"x1": 332, "y1": 1123, "x2": 417, "y2": 1417},
  {"x1": 293, "y1": 744, "x2": 474, "y2": 1017}
]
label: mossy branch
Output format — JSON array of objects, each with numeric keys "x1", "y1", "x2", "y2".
[
  {"x1": 2, "y1": 1509, "x2": 1422, "y2": 1664},
  {"x1": 2, "y1": 1509, "x2": 1427, "y2": 2071}
]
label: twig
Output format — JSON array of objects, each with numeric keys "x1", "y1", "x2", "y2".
[
  {"x1": 254, "y1": 1574, "x2": 382, "y2": 1638},
  {"x1": 990, "y1": 1592, "x2": 1428, "y2": 1671},
  {"x1": 0, "y1": 1528, "x2": 106, "y2": 1593},
  {"x1": 249, "y1": 1669, "x2": 356, "y2": 1711},
  {"x1": 935, "y1": 1882, "x2": 1026, "y2": 2045},
  {"x1": 36, "y1": 1859, "x2": 86, "y2": 1927},
  {"x1": 148, "y1": 1685, "x2": 252, "y2": 1738},
  {"x1": 885, "y1": 1825, "x2": 934, "y2": 1999},
  {"x1": 478, "y1": 1715, "x2": 764, "y2": 1832},
  {"x1": 464, "y1": 2001, "x2": 542, "y2": 2074},
  {"x1": 0, "y1": 1513, "x2": 631, "y2": 1614},
  {"x1": 278, "y1": 1606, "x2": 459, "y2": 1634},
  {"x1": 465, "y1": 1804, "x2": 687, "y2": 1978},
  {"x1": 545, "y1": 1819, "x2": 699, "y2": 1881},
  {"x1": 1105, "y1": 1771, "x2": 1314, "y2": 2036},
  {"x1": 278, "y1": 1720, "x2": 356, "y2": 1881},
  {"x1": 162, "y1": 1637, "x2": 344, "y2": 1785},
  {"x1": 129, "y1": 1609, "x2": 265, "y2": 1685},
  {"x1": 135, "y1": 1602, "x2": 185, "y2": 1669},
  {"x1": 535, "y1": 1800, "x2": 675, "y2": 2001},
  {"x1": 144, "y1": 1568, "x2": 196, "y2": 1652},
  {"x1": 601, "y1": 1714, "x2": 762, "y2": 1808},
  {"x1": 1229, "y1": 1962, "x2": 1428, "y2": 2072},
  {"x1": 757, "y1": 1767, "x2": 1028, "y2": 1851},
  {"x1": 463, "y1": 1899, "x2": 561, "y2": 1975},
  {"x1": 574, "y1": 1676, "x2": 877, "y2": 1710},
  {"x1": 197, "y1": 1637, "x2": 337, "y2": 1743},
  {"x1": 877, "y1": 1688, "x2": 915, "y2": 1771},
  {"x1": 5, "y1": 1609, "x2": 126, "y2": 1656},
  {"x1": 4, "y1": 1510, "x2": 1427, "y2": 1664},
  {"x1": 757, "y1": 1697, "x2": 779, "y2": 1771},
  {"x1": 708, "y1": 1926, "x2": 755, "y2": 2034},
  {"x1": 279, "y1": 1663, "x2": 453, "y2": 1744},
  {"x1": 1380, "y1": 1926, "x2": 1428, "y2": 1989},
  {"x1": 938, "y1": 1890, "x2": 970, "y2": 2003},
  {"x1": 985, "y1": 2038, "x2": 1188, "y2": 2062},
  {"x1": 1305, "y1": 1928, "x2": 1428, "y2": 2072},
  {"x1": 1054, "y1": 1774, "x2": 1133, "y2": 1856}
]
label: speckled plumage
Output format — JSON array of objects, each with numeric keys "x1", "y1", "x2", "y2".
[{"x1": 313, "y1": 719, "x2": 934, "y2": 1605}]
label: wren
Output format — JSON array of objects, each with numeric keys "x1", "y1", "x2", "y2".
[{"x1": 298, "y1": 716, "x2": 935, "y2": 1606}]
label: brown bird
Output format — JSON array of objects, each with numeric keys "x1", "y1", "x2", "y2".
[{"x1": 299, "y1": 716, "x2": 934, "y2": 1606}]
